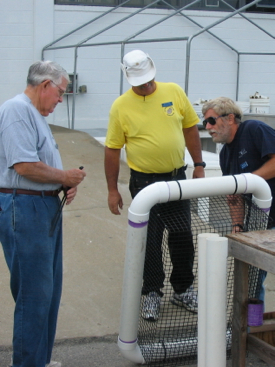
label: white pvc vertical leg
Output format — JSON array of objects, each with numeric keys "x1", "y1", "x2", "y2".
[
  {"x1": 118, "y1": 223, "x2": 148, "y2": 364},
  {"x1": 198, "y1": 233, "x2": 220, "y2": 367},
  {"x1": 205, "y1": 236, "x2": 228, "y2": 367}
]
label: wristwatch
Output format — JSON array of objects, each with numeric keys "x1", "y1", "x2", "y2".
[{"x1": 194, "y1": 162, "x2": 206, "y2": 168}]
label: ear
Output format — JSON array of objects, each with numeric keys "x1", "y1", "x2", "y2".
[
  {"x1": 40, "y1": 79, "x2": 51, "y2": 92},
  {"x1": 228, "y1": 113, "x2": 236, "y2": 125}
]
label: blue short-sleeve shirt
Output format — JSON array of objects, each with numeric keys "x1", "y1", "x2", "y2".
[
  {"x1": 220, "y1": 119, "x2": 275, "y2": 224},
  {"x1": 0, "y1": 93, "x2": 63, "y2": 190}
]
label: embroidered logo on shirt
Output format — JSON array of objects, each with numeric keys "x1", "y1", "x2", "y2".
[
  {"x1": 240, "y1": 161, "x2": 248, "y2": 170},
  {"x1": 162, "y1": 102, "x2": 174, "y2": 116},
  {"x1": 238, "y1": 148, "x2": 247, "y2": 158}
]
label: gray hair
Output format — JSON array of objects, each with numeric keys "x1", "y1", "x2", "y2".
[
  {"x1": 202, "y1": 97, "x2": 243, "y2": 124},
  {"x1": 27, "y1": 60, "x2": 69, "y2": 86}
]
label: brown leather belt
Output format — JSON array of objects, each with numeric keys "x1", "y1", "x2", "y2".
[{"x1": 0, "y1": 188, "x2": 61, "y2": 197}]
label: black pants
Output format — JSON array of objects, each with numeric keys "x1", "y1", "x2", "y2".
[{"x1": 129, "y1": 168, "x2": 194, "y2": 296}]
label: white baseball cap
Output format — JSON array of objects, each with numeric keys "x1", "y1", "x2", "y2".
[{"x1": 121, "y1": 50, "x2": 156, "y2": 86}]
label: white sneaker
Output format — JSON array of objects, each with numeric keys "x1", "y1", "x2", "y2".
[
  {"x1": 46, "y1": 362, "x2": 62, "y2": 367},
  {"x1": 170, "y1": 285, "x2": 198, "y2": 313},
  {"x1": 9, "y1": 358, "x2": 61, "y2": 367}
]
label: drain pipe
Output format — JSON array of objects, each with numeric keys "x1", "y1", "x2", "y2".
[{"x1": 118, "y1": 174, "x2": 271, "y2": 363}]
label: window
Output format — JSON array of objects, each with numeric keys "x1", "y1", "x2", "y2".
[
  {"x1": 247, "y1": 0, "x2": 275, "y2": 12},
  {"x1": 54, "y1": 0, "x2": 275, "y2": 13},
  {"x1": 257, "y1": 0, "x2": 275, "y2": 7}
]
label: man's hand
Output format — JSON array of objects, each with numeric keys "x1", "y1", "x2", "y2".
[
  {"x1": 193, "y1": 166, "x2": 205, "y2": 179},
  {"x1": 65, "y1": 187, "x2": 78, "y2": 205},
  {"x1": 232, "y1": 224, "x2": 244, "y2": 233},
  {"x1": 227, "y1": 194, "x2": 245, "y2": 233},
  {"x1": 108, "y1": 190, "x2": 123, "y2": 215},
  {"x1": 63, "y1": 168, "x2": 86, "y2": 188},
  {"x1": 104, "y1": 147, "x2": 122, "y2": 215},
  {"x1": 14, "y1": 162, "x2": 86, "y2": 187}
]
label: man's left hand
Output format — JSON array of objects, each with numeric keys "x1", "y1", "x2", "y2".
[
  {"x1": 193, "y1": 166, "x2": 205, "y2": 179},
  {"x1": 65, "y1": 186, "x2": 78, "y2": 205}
]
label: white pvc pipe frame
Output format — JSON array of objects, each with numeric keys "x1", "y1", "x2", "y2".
[
  {"x1": 198, "y1": 233, "x2": 228, "y2": 367},
  {"x1": 117, "y1": 173, "x2": 272, "y2": 364}
]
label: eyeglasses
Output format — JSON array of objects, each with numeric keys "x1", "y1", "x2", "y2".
[
  {"x1": 51, "y1": 80, "x2": 66, "y2": 97},
  {"x1": 202, "y1": 114, "x2": 230, "y2": 128}
]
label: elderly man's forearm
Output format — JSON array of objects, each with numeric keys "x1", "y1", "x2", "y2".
[{"x1": 14, "y1": 161, "x2": 85, "y2": 187}]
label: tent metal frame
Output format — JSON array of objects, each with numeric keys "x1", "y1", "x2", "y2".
[{"x1": 42, "y1": 0, "x2": 274, "y2": 129}]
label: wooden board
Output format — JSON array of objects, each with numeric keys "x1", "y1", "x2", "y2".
[
  {"x1": 227, "y1": 230, "x2": 275, "y2": 255},
  {"x1": 227, "y1": 231, "x2": 275, "y2": 274},
  {"x1": 231, "y1": 259, "x2": 249, "y2": 367},
  {"x1": 250, "y1": 313, "x2": 275, "y2": 346},
  {"x1": 248, "y1": 334, "x2": 275, "y2": 366},
  {"x1": 228, "y1": 232, "x2": 275, "y2": 367}
]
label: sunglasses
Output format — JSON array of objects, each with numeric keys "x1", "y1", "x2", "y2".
[{"x1": 202, "y1": 114, "x2": 229, "y2": 128}]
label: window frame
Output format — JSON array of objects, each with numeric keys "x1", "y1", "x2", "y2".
[{"x1": 54, "y1": 0, "x2": 275, "y2": 13}]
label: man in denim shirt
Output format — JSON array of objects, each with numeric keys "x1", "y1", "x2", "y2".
[{"x1": 0, "y1": 61, "x2": 86, "y2": 367}]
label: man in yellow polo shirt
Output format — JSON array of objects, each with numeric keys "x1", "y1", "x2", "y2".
[{"x1": 105, "y1": 50, "x2": 205, "y2": 321}]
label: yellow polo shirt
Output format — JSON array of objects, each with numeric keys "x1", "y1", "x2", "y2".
[{"x1": 105, "y1": 82, "x2": 199, "y2": 173}]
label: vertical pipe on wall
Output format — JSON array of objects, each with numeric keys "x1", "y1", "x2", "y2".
[
  {"x1": 236, "y1": 53, "x2": 240, "y2": 101},
  {"x1": 71, "y1": 46, "x2": 78, "y2": 130},
  {"x1": 120, "y1": 43, "x2": 125, "y2": 96},
  {"x1": 185, "y1": 38, "x2": 191, "y2": 95}
]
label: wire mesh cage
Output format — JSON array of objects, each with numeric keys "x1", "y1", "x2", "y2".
[{"x1": 137, "y1": 194, "x2": 271, "y2": 366}]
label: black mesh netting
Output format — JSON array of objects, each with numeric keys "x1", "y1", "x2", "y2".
[{"x1": 137, "y1": 194, "x2": 272, "y2": 366}]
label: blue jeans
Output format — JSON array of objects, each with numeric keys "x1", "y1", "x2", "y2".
[
  {"x1": 258, "y1": 270, "x2": 267, "y2": 303},
  {"x1": 0, "y1": 192, "x2": 63, "y2": 367}
]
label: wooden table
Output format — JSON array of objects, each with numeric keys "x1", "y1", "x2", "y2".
[{"x1": 227, "y1": 230, "x2": 275, "y2": 366}]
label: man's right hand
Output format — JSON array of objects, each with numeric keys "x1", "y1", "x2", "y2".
[
  {"x1": 63, "y1": 168, "x2": 86, "y2": 187},
  {"x1": 108, "y1": 190, "x2": 123, "y2": 215},
  {"x1": 13, "y1": 162, "x2": 86, "y2": 188},
  {"x1": 104, "y1": 147, "x2": 122, "y2": 215}
]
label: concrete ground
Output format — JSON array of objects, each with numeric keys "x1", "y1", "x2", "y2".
[
  {"x1": 0, "y1": 335, "x2": 270, "y2": 367},
  {"x1": 0, "y1": 125, "x2": 271, "y2": 366}
]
